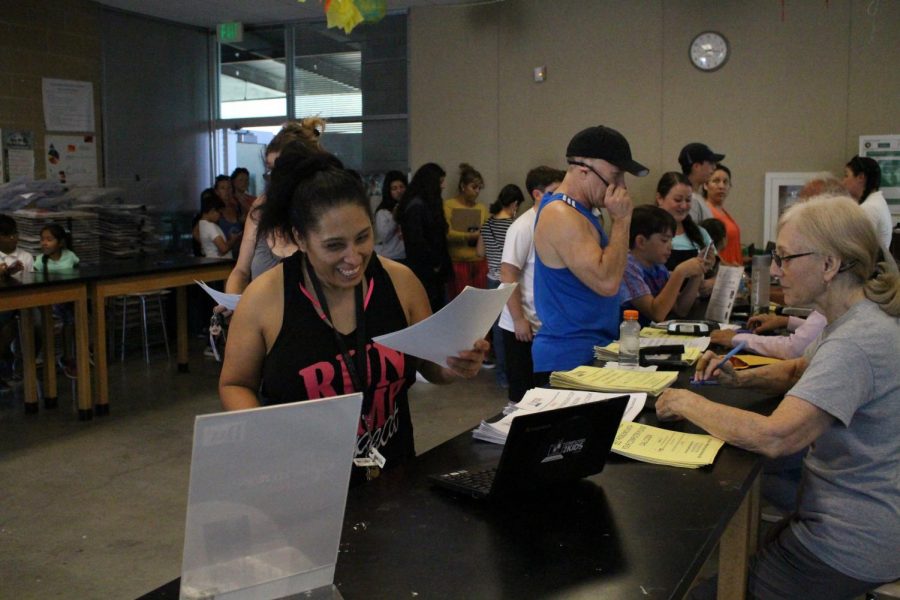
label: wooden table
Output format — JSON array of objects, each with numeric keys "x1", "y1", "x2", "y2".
[
  {"x1": 1, "y1": 273, "x2": 92, "y2": 417},
  {"x1": 1, "y1": 256, "x2": 232, "y2": 419},
  {"x1": 83, "y1": 257, "x2": 233, "y2": 415}
]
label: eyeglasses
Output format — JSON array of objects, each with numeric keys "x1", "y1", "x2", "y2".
[
  {"x1": 568, "y1": 160, "x2": 615, "y2": 187},
  {"x1": 263, "y1": 169, "x2": 272, "y2": 182},
  {"x1": 771, "y1": 250, "x2": 816, "y2": 268}
]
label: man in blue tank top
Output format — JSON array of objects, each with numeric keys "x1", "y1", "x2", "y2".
[{"x1": 532, "y1": 125, "x2": 649, "y2": 381}]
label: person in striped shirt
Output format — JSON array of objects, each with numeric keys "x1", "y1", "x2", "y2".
[{"x1": 477, "y1": 184, "x2": 524, "y2": 387}]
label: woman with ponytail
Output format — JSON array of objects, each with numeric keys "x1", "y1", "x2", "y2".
[
  {"x1": 476, "y1": 183, "x2": 523, "y2": 386},
  {"x1": 220, "y1": 143, "x2": 488, "y2": 485},
  {"x1": 657, "y1": 195, "x2": 900, "y2": 598},
  {"x1": 224, "y1": 117, "x2": 326, "y2": 298}
]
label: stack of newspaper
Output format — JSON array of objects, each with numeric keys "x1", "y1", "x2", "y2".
[
  {"x1": 472, "y1": 387, "x2": 646, "y2": 445},
  {"x1": 611, "y1": 421, "x2": 725, "y2": 469},
  {"x1": 549, "y1": 365, "x2": 678, "y2": 396}
]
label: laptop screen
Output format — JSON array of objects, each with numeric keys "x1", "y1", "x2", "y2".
[{"x1": 491, "y1": 395, "x2": 629, "y2": 496}]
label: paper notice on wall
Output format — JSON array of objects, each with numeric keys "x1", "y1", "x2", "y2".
[
  {"x1": 1, "y1": 129, "x2": 36, "y2": 182},
  {"x1": 42, "y1": 78, "x2": 95, "y2": 132},
  {"x1": 45, "y1": 135, "x2": 98, "y2": 186}
]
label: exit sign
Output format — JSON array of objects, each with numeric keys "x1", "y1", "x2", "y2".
[{"x1": 217, "y1": 22, "x2": 243, "y2": 44}]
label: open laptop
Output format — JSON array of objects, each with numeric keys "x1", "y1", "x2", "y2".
[{"x1": 429, "y1": 396, "x2": 629, "y2": 500}]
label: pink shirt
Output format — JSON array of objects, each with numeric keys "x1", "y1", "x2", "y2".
[{"x1": 730, "y1": 311, "x2": 827, "y2": 359}]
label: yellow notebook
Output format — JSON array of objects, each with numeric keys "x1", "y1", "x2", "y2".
[
  {"x1": 549, "y1": 366, "x2": 678, "y2": 396},
  {"x1": 612, "y1": 421, "x2": 724, "y2": 469}
]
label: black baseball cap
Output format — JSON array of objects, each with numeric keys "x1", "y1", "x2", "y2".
[
  {"x1": 678, "y1": 143, "x2": 725, "y2": 171},
  {"x1": 566, "y1": 126, "x2": 649, "y2": 177}
]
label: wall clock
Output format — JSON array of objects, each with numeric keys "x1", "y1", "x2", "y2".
[{"x1": 690, "y1": 31, "x2": 729, "y2": 72}]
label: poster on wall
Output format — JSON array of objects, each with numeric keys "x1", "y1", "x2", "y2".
[
  {"x1": 859, "y1": 135, "x2": 900, "y2": 214},
  {"x1": 45, "y1": 135, "x2": 98, "y2": 186},
  {"x1": 42, "y1": 78, "x2": 95, "y2": 132},
  {"x1": 0, "y1": 129, "x2": 36, "y2": 182}
]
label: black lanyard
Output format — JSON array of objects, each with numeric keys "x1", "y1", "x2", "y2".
[
  {"x1": 304, "y1": 258, "x2": 370, "y2": 418},
  {"x1": 303, "y1": 259, "x2": 375, "y2": 446}
]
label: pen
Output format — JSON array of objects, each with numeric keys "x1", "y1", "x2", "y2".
[
  {"x1": 712, "y1": 341, "x2": 747, "y2": 373},
  {"x1": 691, "y1": 341, "x2": 747, "y2": 386}
]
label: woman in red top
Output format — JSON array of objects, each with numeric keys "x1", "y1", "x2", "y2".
[{"x1": 703, "y1": 164, "x2": 743, "y2": 265}]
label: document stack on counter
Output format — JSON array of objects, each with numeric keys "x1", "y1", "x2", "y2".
[
  {"x1": 594, "y1": 328, "x2": 710, "y2": 364},
  {"x1": 612, "y1": 421, "x2": 724, "y2": 469},
  {"x1": 550, "y1": 365, "x2": 678, "y2": 396},
  {"x1": 472, "y1": 387, "x2": 646, "y2": 445}
]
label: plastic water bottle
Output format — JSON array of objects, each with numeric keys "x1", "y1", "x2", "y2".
[
  {"x1": 751, "y1": 254, "x2": 772, "y2": 314},
  {"x1": 618, "y1": 310, "x2": 641, "y2": 368}
]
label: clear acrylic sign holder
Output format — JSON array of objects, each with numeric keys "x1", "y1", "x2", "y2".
[{"x1": 179, "y1": 393, "x2": 362, "y2": 600}]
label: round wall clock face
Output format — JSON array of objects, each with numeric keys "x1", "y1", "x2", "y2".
[{"x1": 690, "y1": 31, "x2": 729, "y2": 72}]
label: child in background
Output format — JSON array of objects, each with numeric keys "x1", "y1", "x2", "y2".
[
  {"x1": 34, "y1": 224, "x2": 80, "y2": 379},
  {"x1": 197, "y1": 192, "x2": 240, "y2": 258},
  {"x1": 0, "y1": 215, "x2": 33, "y2": 278},
  {"x1": 0, "y1": 215, "x2": 34, "y2": 390},
  {"x1": 619, "y1": 205, "x2": 705, "y2": 327}
]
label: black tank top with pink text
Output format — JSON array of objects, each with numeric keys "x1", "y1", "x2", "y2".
[{"x1": 261, "y1": 253, "x2": 417, "y2": 470}]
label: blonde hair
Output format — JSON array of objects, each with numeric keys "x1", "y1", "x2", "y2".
[
  {"x1": 797, "y1": 176, "x2": 849, "y2": 200},
  {"x1": 779, "y1": 194, "x2": 900, "y2": 316},
  {"x1": 266, "y1": 117, "x2": 326, "y2": 155}
]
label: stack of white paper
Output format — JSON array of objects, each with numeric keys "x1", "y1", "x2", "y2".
[{"x1": 472, "y1": 387, "x2": 646, "y2": 445}]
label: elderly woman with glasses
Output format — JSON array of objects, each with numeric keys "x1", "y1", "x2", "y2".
[{"x1": 657, "y1": 194, "x2": 900, "y2": 599}]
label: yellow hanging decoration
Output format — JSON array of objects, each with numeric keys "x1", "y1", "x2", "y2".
[{"x1": 326, "y1": 0, "x2": 365, "y2": 34}]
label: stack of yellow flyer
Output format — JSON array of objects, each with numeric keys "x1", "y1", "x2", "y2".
[
  {"x1": 612, "y1": 421, "x2": 724, "y2": 468},
  {"x1": 549, "y1": 366, "x2": 678, "y2": 396}
]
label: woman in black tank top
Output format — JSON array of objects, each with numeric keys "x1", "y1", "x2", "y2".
[{"x1": 219, "y1": 144, "x2": 489, "y2": 482}]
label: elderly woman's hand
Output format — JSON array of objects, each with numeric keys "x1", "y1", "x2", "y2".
[
  {"x1": 695, "y1": 350, "x2": 739, "y2": 386},
  {"x1": 445, "y1": 338, "x2": 490, "y2": 379},
  {"x1": 655, "y1": 388, "x2": 695, "y2": 421}
]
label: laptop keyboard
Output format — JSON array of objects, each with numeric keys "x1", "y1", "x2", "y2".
[{"x1": 435, "y1": 468, "x2": 497, "y2": 495}]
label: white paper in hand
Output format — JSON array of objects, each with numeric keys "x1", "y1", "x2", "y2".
[
  {"x1": 196, "y1": 280, "x2": 241, "y2": 311},
  {"x1": 373, "y1": 284, "x2": 516, "y2": 368}
]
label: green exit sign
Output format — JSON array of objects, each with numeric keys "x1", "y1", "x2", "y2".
[{"x1": 217, "y1": 22, "x2": 243, "y2": 44}]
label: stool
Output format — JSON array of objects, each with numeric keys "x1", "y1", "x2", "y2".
[{"x1": 118, "y1": 290, "x2": 171, "y2": 363}]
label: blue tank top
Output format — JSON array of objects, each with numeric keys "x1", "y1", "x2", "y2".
[{"x1": 532, "y1": 193, "x2": 620, "y2": 372}]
